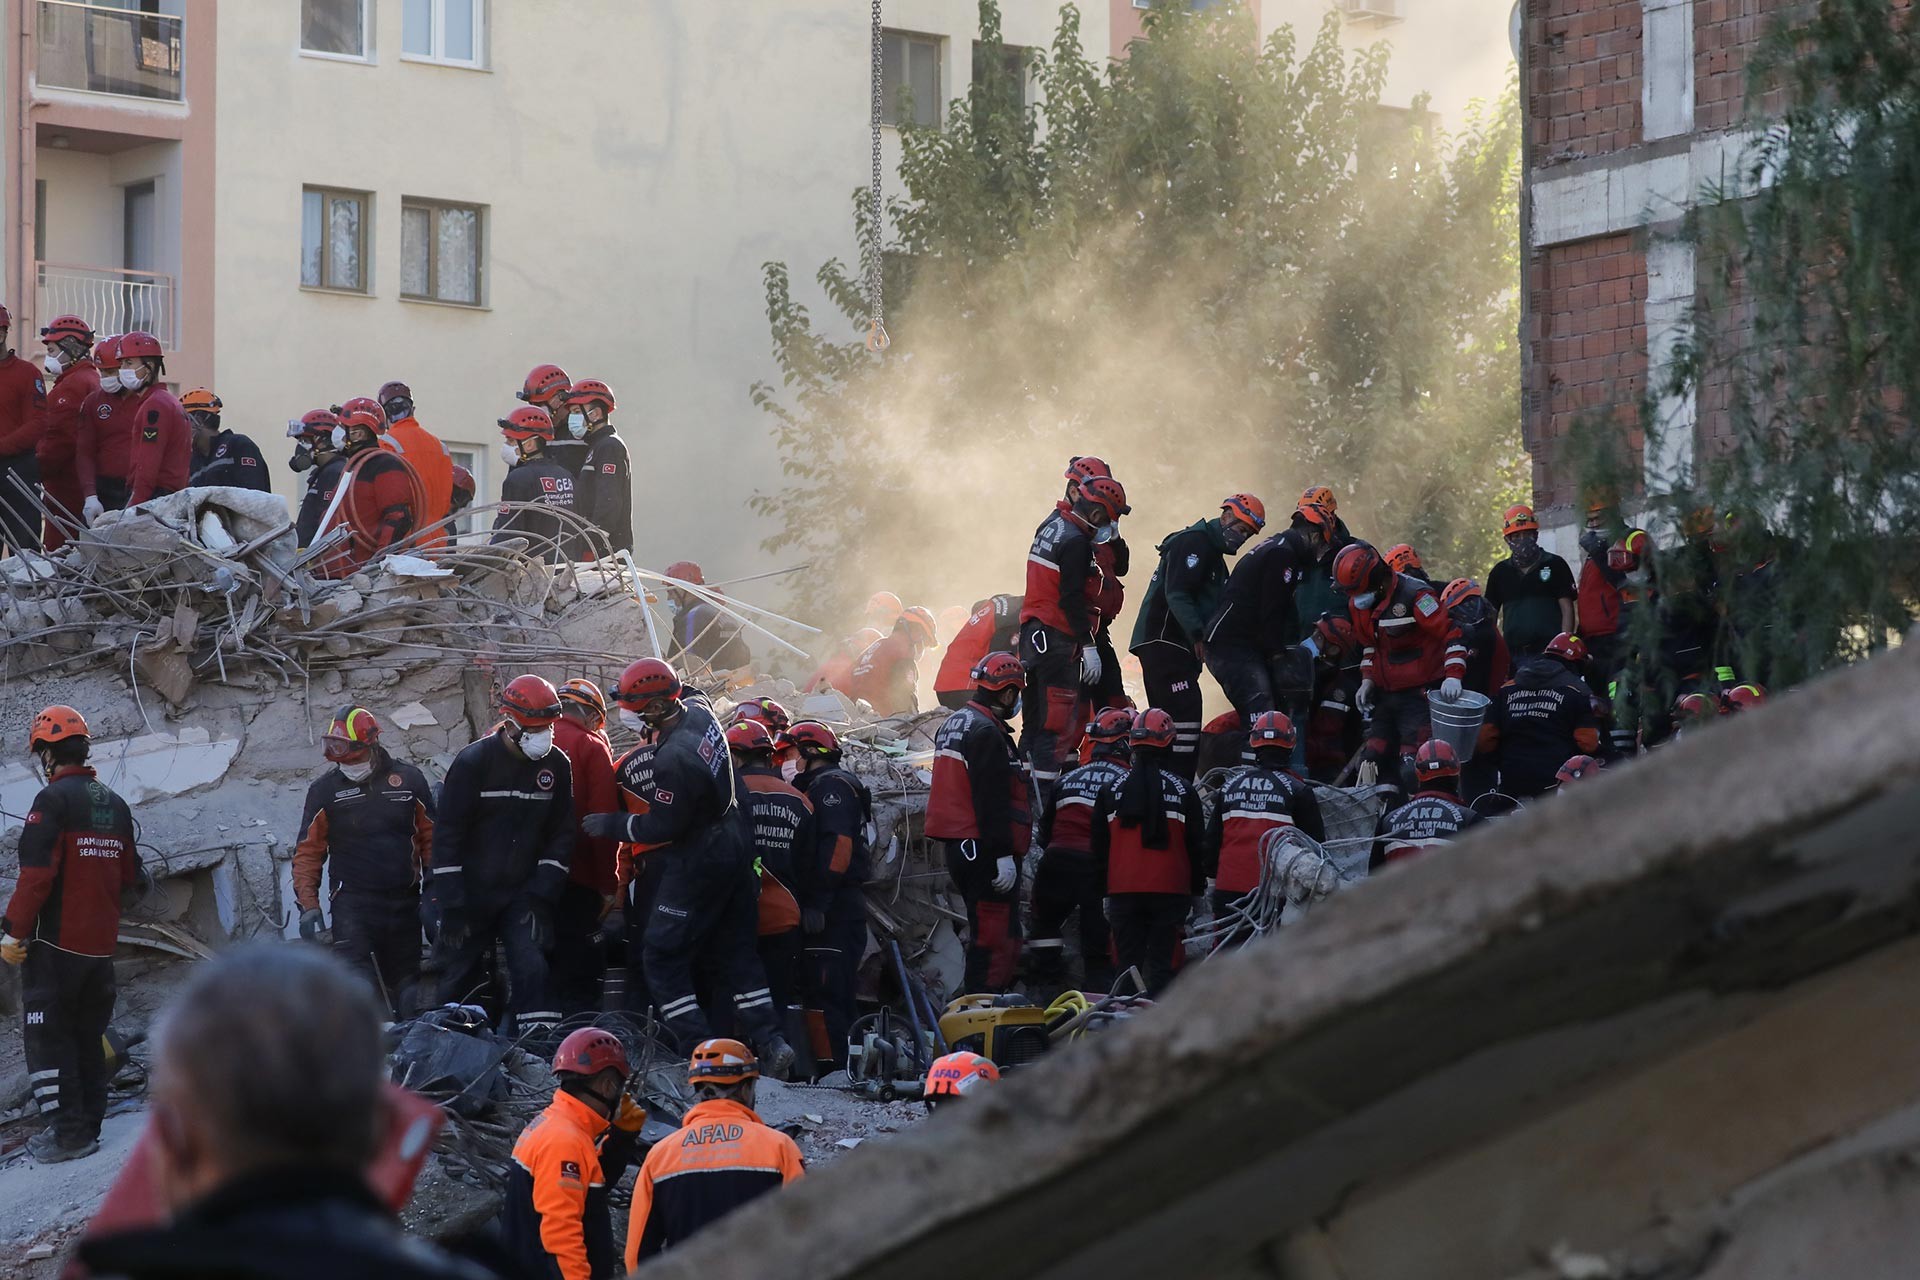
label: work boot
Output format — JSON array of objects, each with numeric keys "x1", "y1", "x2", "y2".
[
  {"x1": 759, "y1": 1034, "x2": 797, "y2": 1083},
  {"x1": 28, "y1": 1128, "x2": 99, "y2": 1163}
]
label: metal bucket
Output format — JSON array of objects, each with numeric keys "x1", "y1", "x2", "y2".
[{"x1": 1428, "y1": 688, "x2": 1491, "y2": 762}]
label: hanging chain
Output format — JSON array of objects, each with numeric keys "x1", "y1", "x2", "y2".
[{"x1": 866, "y1": 0, "x2": 891, "y2": 353}]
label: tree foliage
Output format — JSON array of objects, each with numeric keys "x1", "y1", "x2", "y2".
[{"x1": 753, "y1": 2, "x2": 1522, "y2": 623}]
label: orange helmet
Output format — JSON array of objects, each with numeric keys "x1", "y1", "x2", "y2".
[
  {"x1": 1384, "y1": 543, "x2": 1423, "y2": 575},
  {"x1": 1720, "y1": 683, "x2": 1767, "y2": 713},
  {"x1": 1077, "y1": 475, "x2": 1129, "y2": 522},
  {"x1": 93, "y1": 334, "x2": 124, "y2": 373},
  {"x1": 1312, "y1": 613, "x2": 1358, "y2": 659},
  {"x1": 729, "y1": 697, "x2": 792, "y2": 734},
  {"x1": 865, "y1": 590, "x2": 903, "y2": 625},
  {"x1": 1294, "y1": 498, "x2": 1337, "y2": 530},
  {"x1": 553, "y1": 1028, "x2": 629, "y2": 1080},
  {"x1": 971, "y1": 651, "x2": 1026, "y2": 693},
  {"x1": 1131, "y1": 707, "x2": 1177, "y2": 751},
  {"x1": 1299, "y1": 485, "x2": 1336, "y2": 514},
  {"x1": 1413, "y1": 738, "x2": 1460, "y2": 782},
  {"x1": 181, "y1": 388, "x2": 222, "y2": 416},
  {"x1": 666, "y1": 561, "x2": 705, "y2": 587},
  {"x1": 322, "y1": 705, "x2": 381, "y2": 763},
  {"x1": 612, "y1": 657, "x2": 683, "y2": 709},
  {"x1": 1675, "y1": 691, "x2": 1720, "y2": 723},
  {"x1": 501, "y1": 674, "x2": 562, "y2": 729},
  {"x1": 779, "y1": 720, "x2": 842, "y2": 761},
  {"x1": 1440, "y1": 577, "x2": 1483, "y2": 612},
  {"x1": 28, "y1": 705, "x2": 88, "y2": 753},
  {"x1": 1555, "y1": 755, "x2": 1603, "y2": 786},
  {"x1": 898, "y1": 605, "x2": 937, "y2": 648},
  {"x1": 498, "y1": 406, "x2": 553, "y2": 442},
  {"x1": 1681, "y1": 505, "x2": 1717, "y2": 538},
  {"x1": 688, "y1": 1038, "x2": 759, "y2": 1086},
  {"x1": 925, "y1": 1050, "x2": 1000, "y2": 1102},
  {"x1": 1221, "y1": 494, "x2": 1266, "y2": 531},
  {"x1": 1085, "y1": 707, "x2": 1134, "y2": 746},
  {"x1": 40, "y1": 314, "x2": 92, "y2": 347},
  {"x1": 567, "y1": 379, "x2": 616, "y2": 414},
  {"x1": 1501, "y1": 504, "x2": 1540, "y2": 538},
  {"x1": 558, "y1": 678, "x2": 607, "y2": 723},
  {"x1": 518, "y1": 363, "x2": 571, "y2": 406},
  {"x1": 1332, "y1": 542, "x2": 1388, "y2": 596},
  {"x1": 725, "y1": 719, "x2": 777, "y2": 755},
  {"x1": 1247, "y1": 710, "x2": 1298, "y2": 753}
]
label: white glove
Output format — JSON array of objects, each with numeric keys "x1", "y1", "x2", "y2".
[
  {"x1": 991, "y1": 855, "x2": 1017, "y2": 894},
  {"x1": 1356, "y1": 759, "x2": 1379, "y2": 788},
  {"x1": 1439, "y1": 677, "x2": 1464, "y2": 702},
  {"x1": 81, "y1": 496, "x2": 104, "y2": 524},
  {"x1": 1355, "y1": 679, "x2": 1376, "y2": 716},
  {"x1": 1080, "y1": 646, "x2": 1103, "y2": 685}
]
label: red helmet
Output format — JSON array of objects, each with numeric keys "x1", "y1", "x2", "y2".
[
  {"x1": 450, "y1": 464, "x2": 476, "y2": 504},
  {"x1": 730, "y1": 697, "x2": 791, "y2": 733},
  {"x1": 688, "y1": 1038, "x2": 759, "y2": 1086},
  {"x1": 1299, "y1": 485, "x2": 1337, "y2": 514},
  {"x1": 971, "y1": 651, "x2": 1026, "y2": 693},
  {"x1": 1440, "y1": 577, "x2": 1483, "y2": 612},
  {"x1": 1674, "y1": 691, "x2": 1720, "y2": 723},
  {"x1": 1247, "y1": 710, "x2": 1298, "y2": 753},
  {"x1": 288, "y1": 408, "x2": 339, "y2": 443},
  {"x1": 568, "y1": 379, "x2": 616, "y2": 414},
  {"x1": 1555, "y1": 755, "x2": 1603, "y2": 786},
  {"x1": 1221, "y1": 493, "x2": 1266, "y2": 531},
  {"x1": 40, "y1": 314, "x2": 92, "y2": 346},
  {"x1": 1502, "y1": 504, "x2": 1540, "y2": 538},
  {"x1": 376, "y1": 379, "x2": 412, "y2": 405},
  {"x1": 666, "y1": 560, "x2": 705, "y2": 586},
  {"x1": 925, "y1": 1049, "x2": 1000, "y2": 1102},
  {"x1": 1720, "y1": 683, "x2": 1767, "y2": 713},
  {"x1": 93, "y1": 334, "x2": 124, "y2": 372},
  {"x1": 499, "y1": 405, "x2": 553, "y2": 441},
  {"x1": 118, "y1": 330, "x2": 163, "y2": 361},
  {"x1": 501, "y1": 675, "x2": 562, "y2": 729},
  {"x1": 1085, "y1": 707, "x2": 1134, "y2": 745},
  {"x1": 1131, "y1": 708, "x2": 1177, "y2": 751},
  {"x1": 553, "y1": 1028, "x2": 629, "y2": 1080},
  {"x1": 1332, "y1": 542, "x2": 1388, "y2": 596},
  {"x1": 1543, "y1": 633, "x2": 1589, "y2": 665},
  {"x1": 1413, "y1": 738, "x2": 1460, "y2": 782},
  {"x1": 1064, "y1": 456, "x2": 1111, "y2": 484},
  {"x1": 558, "y1": 677, "x2": 607, "y2": 722},
  {"x1": 1384, "y1": 544, "x2": 1423, "y2": 575},
  {"x1": 1077, "y1": 475, "x2": 1129, "y2": 522},
  {"x1": 779, "y1": 720, "x2": 842, "y2": 760},
  {"x1": 612, "y1": 657, "x2": 682, "y2": 709},
  {"x1": 518, "y1": 363, "x2": 571, "y2": 405},
  {"x1": 322, "y1": 705, "x2": 381, "y2": 763},
  {"x1": 337, "y1": 397, "x2": 386, "y2": 437},
  {"x1": 1312, "y1": 613, "x2": 1357, "y2": 658},
  {"x1": 898, "y1": 605, "x2": 937, "y2": 648},
  {"x1": 726, "y1": 720, "x2": 776, "y2": 755},
  {"x1": 29, "y1": 705, "x2": 89, "y2": 752}
]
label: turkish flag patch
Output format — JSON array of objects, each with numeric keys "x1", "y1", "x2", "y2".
[
  {"x1": 654, "y1": 788, "x2": 674, "y2": 806},
  {"x1": 540, "y1": 477, "x2": 558, "y2": 492},
  {"x1": 25, "y1": 810, "x2": 42, "y2": 825},
  {"x1": 601, "y1": 463, "x2": 617, "y2": 474}
]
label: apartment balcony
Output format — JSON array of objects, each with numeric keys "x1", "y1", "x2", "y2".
[
  {"x1": 37, "y1": 263, "x2": 176, "y2": 350},
  {"x1": 37, "y1": 1, "x2": 185, "y2": 103}
]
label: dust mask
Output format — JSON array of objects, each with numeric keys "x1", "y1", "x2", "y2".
[
  {"x1": 500, "y1": 442, "x2": 520, "y2": 467},
  {"x1": 331, "y1": 426, "x2": 349, "y2": 451},
  {"x1": 1093, "y1": 523, "x2": 1120, "y2": 545},
  {"x1": 289, "y1": 445, "x2": 315, "y2": 473},
  {"x1": 339, "y1": 760, "x2": 374, "y2": 782},
  {"x1": 619, "y1": 708, "x2": 648, "y2": 732},
  {"x1": 519, "y1": 728, "x2": 554, "y2": 760},
  {"x1": 780, "y1": 759, "x2": 802, "y2": 783},
  {"x1": 42, "y1": 352, "x2": 62, "y2": 377},
  {"x1": 117, "y1": 366, "x2": 144, "y2": 391},
  {"x1": 1350, "y1": 590, "x2": 1381, "y2": 612},
  {"x1": 566, "y1": 411, "x2": 587, "y2": 438}
]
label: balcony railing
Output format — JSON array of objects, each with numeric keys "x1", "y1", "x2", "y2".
[
  {"x1": 37, "y1": 263, "x2": 176, "y2": 350},
  {"x1": 37, "y1": 1, "x2": 184, "y2": 102}
]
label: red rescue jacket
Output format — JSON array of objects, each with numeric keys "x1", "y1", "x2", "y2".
[
  {"x1": 38, "y1": 360, "x2": 99, "y2": 474},
  {"x1": 926, "y1": 701, "x2": 1029, "y2": 862},
  {"x1": 0, "y1": 351, "x2": 47, "y2": 456},
  {"x1": 1354, "y1": 573, "x2": 1466, "y2": 692},
  {"x1": 1092, "y1": 766, "x2": 1205, "y2": 896},
  {"x1": 555, "y1": 718, "x2": 621, "y2": 896},
  {"x1": 848, "y1": 630, "x2": 919, "y2": 716},
  {"x1": 1, "y1": 766, "x2": 139, "y2": 957},
  {"x1": 1037, "y1": 757, "x2": 1128, "y2": 855},
  {"x1": 1021, "y1": 501, "x2": 1102, "y2": 640},
  {"x1": 1205, "y1": 763, "x2": 1325, "y2": 895}
]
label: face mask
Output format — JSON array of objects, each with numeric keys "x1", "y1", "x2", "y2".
[
  {"x1": 1093, "y1": 522, "x2": 1120, "y2": 545},
  {"x1": 42, "y1": 352, "x2": 62, "y2": 377},
  {"x1": 500, "y1": 442, "x2": 520, "y2": 467},
  {"x1": 338, "y1": 760, "x2": 373, "y2": 781},
  {"x1": 289, "y1": 445, "x2": 315, "y2": 473},
  {"x1": 382, "y1": 400, "x2": 409, "y2": 422},
  {"x1": 619, "y1": 707, "x2": 648, "y2": 732},
  {"x1": 518, "y1": 728, "x2": 554, "y2": 760},
  {"x1": 566, "y1": 411, "x2": 587, "y2": 438},
  {"x1": 1508, "y1": 533, "x2": 1542, "y2": 566},
  {"x1": 780, "y1": 758, "x2": 802, "y2": 783},
  {"x1": 118, "y1": 366, "x2": 144, "y2": 391},
  {"x1": 1350, "y1": 590, "x2": 1381, "y2": 612},
  {"x1": 1222, "y1": 523, "x2": 1251, "y2": 551}
]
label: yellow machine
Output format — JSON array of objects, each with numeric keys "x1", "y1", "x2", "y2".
[{"x1": 938, "y1": 994, "x2": 1052, "y2": 1070}]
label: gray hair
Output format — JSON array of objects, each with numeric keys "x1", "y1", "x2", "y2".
[{"x1": 151, "y1": 943, "x2": 386, "y2": 1173}]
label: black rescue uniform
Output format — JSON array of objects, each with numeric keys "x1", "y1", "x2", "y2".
[
  {"x1": 1370, "y1": 791, "x2": 1480, "y2": 870},
  {"x1": 573, "y1": 424, "x2": 632, "y2": 560},
  {"x1": 736, "y1": 766, "x2": 815, "y2": 1038},
  {"x1": 296, "y1": 454, "x2": 347, "y2": 548},
  {"x1": 432, "y1": 729, "x2": 575, "y2": 1026},
  {"x1": 292, "y1": 752, "x2": 436, "y2": 1015},
  {"x1": 1, "y1": 765, "x2": 139, "y2": 1150},
  {"x1": 188, "y1": 429, "x2": 271, "y2": 492},
  {"x1": 792, "y1": 762, "x2": 871, "y2": 1063},
  {"x1": 1030, "y1": 754, "x2": 1128, "y2": 990},
  {"x1": 1486, "y1": 551, "x2": 1577, "y2": 657},
  {"x1": 1483, "y1": 655, "x2": 1602, "y2": 798},
  {"x1": 1204, "y1": 528, "x2": 1322, "y2": 719},
  {"x1": 493, "y1": 454, "x2": 580, "y2": 564}
]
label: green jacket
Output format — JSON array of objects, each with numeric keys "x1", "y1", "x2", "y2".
[{"x1": 1130, "y1": 519, "x2": 1233, "y2": 655}]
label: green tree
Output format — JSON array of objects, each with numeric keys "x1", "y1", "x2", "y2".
[{"x1": 753, "y1": 1, "x2": 1523, "y2": 626}]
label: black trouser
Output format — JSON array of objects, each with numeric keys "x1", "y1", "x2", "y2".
[
  {"x1": 1205, "y1": 644, "x2": 1275, "y2": 719},
  {"x1": 1107, "y1": 893, "x2": 1188, "y2": 996},
  {"x1": 1139, "y1": 646, "x2": 1204, "y2": 779},
  {"x1": 1090, "y1": 628, "x2": 1125, "y2": 706},
  {"x1": 1368, "y1": 686, "x2": 1434, "y2": 774},
  {"x1": 548, "y1": 881, "x2": 610, "y2": 1016},
  {"x1": 0, "y1": 450, "x2": 39, "y2": 554},
  {"x1": 1019, "y1": 620, "x2": 1081, "y2": 811},
  {"x1": 330, "y1": 887, "x2": 422, "y2": 1019},
  {"x1": 1029, "y1": 848, "x2": 1112, "y2": 992},
  {"x1": 944, "y1": 840, "x2": 1022, "y2": 994},
  {"x1": 622, "y1": 851, "x2": 667, "y2": 1015},
  {"x1": 435, "y1": 892, "x2": 561, "y2": 1028},
  {"x1": 644, "y1": 849, "x2": 782, "y2": 1053},
  {"x1": 802, "y1": 889, "x2": 867, "y2": 1068},
  {"x1": 22, "y1": 945, "x2": 115, "y2": 1146}
]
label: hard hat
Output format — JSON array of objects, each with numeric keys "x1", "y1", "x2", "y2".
[
  {"x1": 500, "y1": 674, "x2": 563, "y2": 729},
  {"x1": 1501, "y1": 504, "x2": 1540, "y2": 538},
  {"x1": 1312, "y1": 613, "x2": 1358, "y2": 658},
  {"x1": 517, "y1": 363, "x2": 571, "y2": 405},
  {"x1": 93, "y1": 334, "x2": 123, "y2": 372},
  {"x1": 450, "y1": 464, "x2": 476, "y2": 502},
  {"x1": 778, "y1": 720, "x2": 841, "y2": 760},
  {"x1": 498, "y1": 406, "x2": 553, "y2": 441},
  {"x1": 1221, "y1": 494, "x2": 1266, "y2": 530},
  {"x1": 40, "y1": 314, "x2": 92, "y2": 346},
  {"x1": 322, "y1": 705, "x2": 381, "y2": 763},
  {"x1": 567, "y1": 379, "x2": 616, "y2": 414},
  {"x1": 1555, "y1": 755, "x2": 1603, "y2": 786},
  {"x1": 1720, "y1": 683, "x2": 1767, "y2": 713},
  {"x1": 1299, "y1": 484, "x2": 1337, "y2": 514},
  {"x1": 865, "y1": 590, "x2": 902, "y2": 622},
  {"x1": 29, "y1": 705, "x2": 88, "y2": 753},
  {"x1": 898, "y1": 605, "x2": 937, "y2": 648},
  {"x1": 1332, "y1": 542, "x2": 1386, "y2": 595},
  {"x1": 1413, "y1": 738, "x2": 1460, "y2": 782},
  {"x1": 725, "y1": 720, "x2": 776, "y2": 755},
  {"x1": 1440, "y1": 577, "x2": 1483, "y2": 611},
  {"x1": 1064, "y1": 456, "x2": 1111, "y2": 484},
  {"x1": 180, "y1": 388, "x2": 223, "y2": 415},
  {"x1": 118, "y1": 330, "x2": 162, "y2": 360},
  {"x1": 1085, "y1": 707, "x2": 1134, "y2": 746},
  {"x1": 688, "y1": 1037, "x2": 759, "y2": 1087},
  {"x1": 612, "y1": 657, "x2": 682, "y2": 709},
  {"x1": 557, "y1": 678, "x2": 608, "y2": 721},
  {"x1": 1384, "y1": 543, "x2": 1423, "y2": 575},
  {"x1": 1131, "y1": 707, "x2": 1177, "y2": 751},
  {"x1": 553, "y1": 1028, "x2": 629, "y2": 1080},
  {"x1": 925, "y1": 1050, "x2": 1000, "y2": 1102},
  {"x1": 665, "y1": 561, "x2": 705, "y2": 586},
  {"x1": 1247, "y1": 710, "x2": 1298, "y2": 753},
  {"x1": 1077, "y1": 476, "x2": 1128, "y2": 522},
  {"x1": 288, "y1": 408, "x2": 339, "y2": 443},
  {"x1": 970, "y1": 651, "x2": 1025, "y2": 693},
  {"x1": 729, "y1": 697, "x2": 792, "y2": 734},
  {"x1": 337, "y1": 402, "x2": 385, "y2": 438},
  {"x1": 1543, "y1": 633, "x2": 1589, "y2": 666}
]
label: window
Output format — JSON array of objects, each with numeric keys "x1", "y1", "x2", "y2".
[
  {"x1": 301, "y1": 187, "x2": 369, "y2": 292},
  {"x1": 881, "y1": 31, "x2": 941, "y2": 128},
  {"x1": 403, "y1": 0, "x2": 485, "y2": 68},
  {"x1": 401, "y1": 198, "x2": 484, "y2": 305},
  {"x1": 301, "y1": 0, "x2": 371, "y2": 59},
  {"x1": 444, "y1": 445, "x2": 483, "y2": 535},
  {"x1": 971, "y1": 41, "x2": 1032, "y2": 117}
]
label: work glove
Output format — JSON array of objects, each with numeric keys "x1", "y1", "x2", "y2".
[
  {"x1": 1355, "y1": 679, "x2": 1376, "y2": 716},
  {"x1": 297, "y1": 907, "x2": 328, "y2": 943},
  {"x1": 1356, "y1": 759, "x2": 1379, "y2": 788},
  {"x1": 991, "y1": 855, "x2": 1018, "y2": 894},
  {"x1": 802, "y1": 907, "x2": 828, "y2": 936},
  {"x1": 81, "y1": 496, "x2": 104, "y2": 524},
  {"x1": 1080, "y1": 646, "x2": 1103, "y2": 685},
  {"x1": 525, "y1": 901, "x2": 553, "y2": 951},
  {"x1": 582, "y1": 811, "x2": 637, "y2": 843},
  {"x1": 437, "y1": 908, "x2": 470, "y2": 953},
  {"x1": 0, "y1": 933, "x2": 25, "y2": 966},
  {"x1": 613, "y1": 1095, "x2": 649, "y2": 1134},
  {"x1": 1439, "y1": 676, "x2": 1464, "y2": 702}
]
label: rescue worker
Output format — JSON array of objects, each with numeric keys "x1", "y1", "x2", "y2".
[
  {"x1": 1384, "y1": 544, "x2": 1433, "y2": 585},
  {"x1": 1338, "y1": 542, "x2": 1468, "y2": 785},
  {"x1": 933, "y1": 593, "x2": 1022, "y2": 709},
  {"x1": 1671, "y1": 689, "x2": 1722, "y2": 739},
  {"x1": 1202, "y1": 497, "x2": 1339, "y2": 721},
  {"x1": 607, "y1": 665, "x2": 667, "y2": 1017},
  {"x1": 433, "y1": 675, "x2": 575, "y2": 1033},
  {"x1": 625, "y1": 1039, "x2": 804, "y2": 1265},
  {"x1": 449, "y1": 463, "x2": 476, "y2": 519},
  {"x1": 77, "y1": 330, "x2": 185, "y2": 518},
  {"x1": 320, "y1": 399, "x2": 420, "y2": 579},
  {"x1": 1087, "y1": 515, "x2": 1131, "y2": 715},
  {"x1": 1555, "y1": 754, "x2": 1603, "y2": 787},
  {"x1": 493, "y1": 406, "x2": 578, "y2": 565},
  {"x1": 565, "y1": 379, "x2": 631, "y2": 559},
  {"x1": 0, "y1": 303, "x2": 47, "y2": 553},
  {"x1": 551, "y1": 679, "x2": 621, "y2": 1014},
  {"x1": 848, "y1": 604, "x2": 938, "y2": 715},
  {"x1": 1030, "y1": 707, "x2": 1132, "y2": 993},
  {"x1": 375, "y1": 380, "x2": 454, "y2": 547},
  {"x1": 1370, "y1": 740, "x2": 1479, "y2": 870},
  {"x1": 1302, "y1": 615, "x2": 1366, "y2": 783},
  {"x1": 1090, "y1": 708, "x2": 1205, "y2": 995},
  {"x1": 1290, "y1": 484, "x2": 1356, "y2": 626},
  {"x1": 1485, "y1": 504, "x2": 1576, "y2": 657},
  {"x1": 1576, "y1": 500, "x2": 1631, "y2": 687},
  {"x1": 581, "y1": 659, "x2": 796, "y2": 1075},
  {"x1": 184, "y1": 389, "x2": 270, "y2": 492},
  {"x1": 1, "y1": 706, "x2": 140, "y2": 1162},
  {"x1": 289, "y1": 408, "x2": 347, "y2": 549},
  {"x1": 292, "y1": 706, "x2": 435, "y2": 1018},
  {"x1": 504, "y1": 1028, "x2": 647, "y2": 1280},
  {"x1": 1480, "y1": 632, "x2": 1603, "y2": 799},
  {"x1": 1021, "y1": 464, "x2": 1128, "y2": 804},
  {"x1": 1721, "y1": 682, "x2": 1767, "y2": 713},
  {"x1": 518, "y1": 363, "x2": 583, "y2": 479},
  {"x1": 923, "y1": 1050, "x2": 1000, "y2": 1109},
  {"x1": 806, "y1": 626, "x2": 882, "y2": 695},
  {"x1": 927, "y1": 652, "x2": 1031, "y2": 995},
  {"x1": 727, "y1": 720, "x2": 814, "y2": 1059},
  {"x1": 1130, "y1": 495, "x2": 1267, "y2": 777},
  {"x1": 663, "y1": 561, "x2": 754, "y2": 674},
  {"x1": 864, "y1": 590, "x2": 904, "y2": 632},
  {"x1": 780, "y1": 721, "x2": 871, "y2": 1069},
  {"x1": 36, "y1": 314, "x2": 96, "y2": 550},
  {"x1": 1205, "y1": 710, "x2": 1325, "y2": 948},
  {"x1": 1442, "y1": 577, "x2": 1509, "y2": 799},
  {"x1": 730, "y1": 696, "x2": 792, "y2": 737}
]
